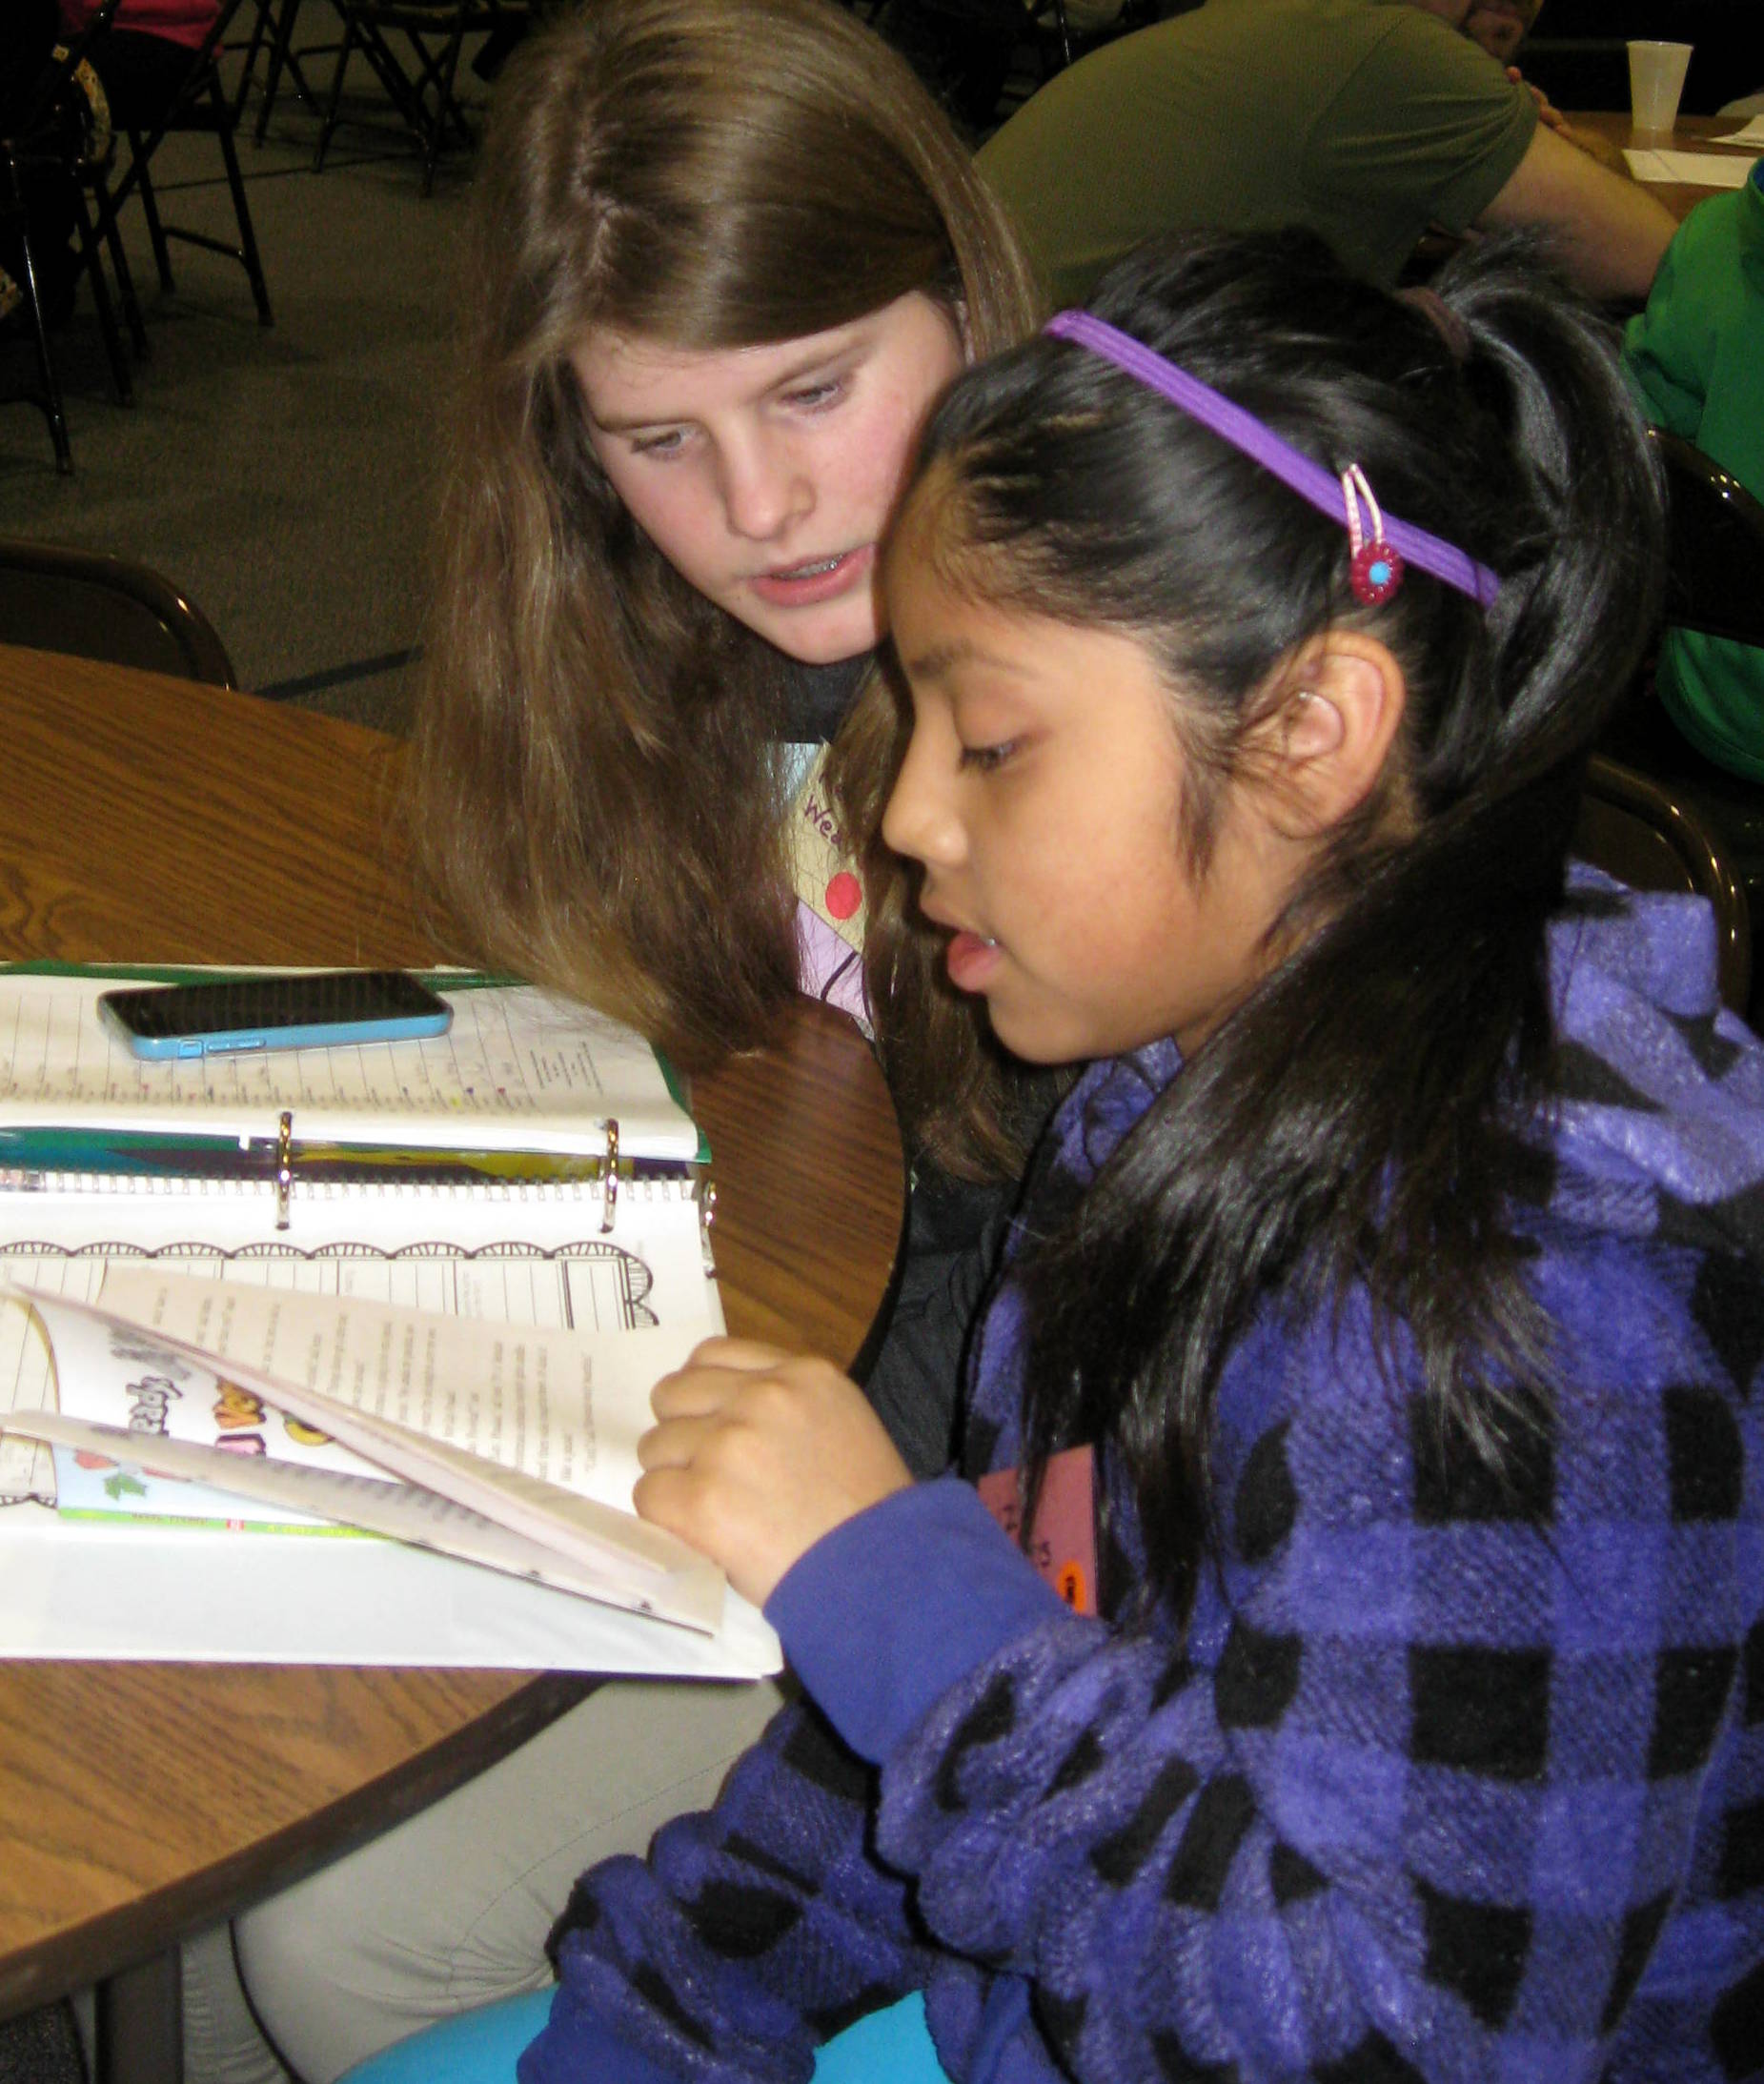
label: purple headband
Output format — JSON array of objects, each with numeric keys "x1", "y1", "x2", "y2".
[{"x1": 1044, "y1": 310, "x2": 1501, "y2": 612}]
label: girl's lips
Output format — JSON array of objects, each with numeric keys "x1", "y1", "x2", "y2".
[
  {"x1": 748, "y1": 544, "x2": 874, "y2": 608},
  {"x1": 945, "y1": 930, "x2": 1002, "y2": 993}
]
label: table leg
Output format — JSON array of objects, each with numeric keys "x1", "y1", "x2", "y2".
[{"x1": 95, "y1": 1952, "x2": 182, "y2": 2084}]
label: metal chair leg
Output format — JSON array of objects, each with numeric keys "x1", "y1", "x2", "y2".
[
  {"x1": 232, "y1": 0, "x2": 270, "y2": 121},
  {"x1": 314, "y1": 13, "x2": 358, "y2": 172},
  {"x1": 97, "y1": 178, "x2": 150, "y2": 360},
  {"x1": 71, "y1": 184, "x2": 132, "y2": 404},
  {"x1": 210, "y1": 75, "x2": 274, "y2": 324},
  {"x1": 255, "y1": 0, "x2": 314, "y2": 143},
  {"x1": 231, "y1": 0, "x2": 278, "y2": 124},
  {"x1": 13, "y1": 221, "x2": 74, "y2": 473},
  {"x1": 131, "y1": 135, "x2": 175, "y2": 293}
]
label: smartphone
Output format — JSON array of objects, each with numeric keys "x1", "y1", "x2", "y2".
[{"x1": 97, "y1": 971, "x2": 455, "y2": 1061}]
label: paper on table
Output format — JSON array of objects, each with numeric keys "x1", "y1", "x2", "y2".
[
  {"x1": 1714, "y1": 118, "x2": 1764, "y2": 148},
  {"x1": 0, "y1": 1497, "x2": 782, "y2": 1673},
  {"x1": 1625, "y1": 149, "x2": 1758, "y2": 188}
]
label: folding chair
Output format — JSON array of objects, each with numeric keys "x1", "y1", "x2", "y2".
[
  {"x1": 1, "y1": 0, "x2": 135, "y2": 473},
  {"x1": 1597, "y1": 427, "x2": 1764, "y2": 1021},
  {"x1": 94, "y1": 0, "x2": 274, "y2": 325},
  {"x1": 232, "y1": 0, "x2": 343, "y2": 142},
  {"x1": 1573, "y1": 752, "x2": 1753, "y2": 1016},
  {"x1": 314, "y1": 0, "x2": 523, "y2": 194},
  {"x1": 1651, "y1": 428, "x2": 1764, "y2": 653},
  {"x1": 0, "y1": 535, "x2": 239, "y2": 685}
]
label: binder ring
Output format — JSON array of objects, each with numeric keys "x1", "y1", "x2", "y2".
[
  {"x1": 601, "y1": 1119, "x2": 618, "y2": 1235},
  {"x1": 274, "y1": 1110, "x2": 294, "y2": 1231}
]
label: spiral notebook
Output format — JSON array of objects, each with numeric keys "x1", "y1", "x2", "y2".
[{"x1": 0, "y1": 966, "x2": 778, "y2": 1673}]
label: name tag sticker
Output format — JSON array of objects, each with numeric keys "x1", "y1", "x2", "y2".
[
  {"x1": 976, "y1": 1445, "x2": 1097, "y2": 1615},
  {"x1": 786, "y1": 746, "x2": 866, "y2": 954}
]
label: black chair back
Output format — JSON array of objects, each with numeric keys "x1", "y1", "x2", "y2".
[
  {"x1": 1574, "y1": 752, "x2": 1753, "y2": 1015},
  {"x1": 0, "y1": 537, "x2": 237, "y2": 687},
  {"x1": 1651, "y1": 426, "x2": 1764, "y2": 650}
]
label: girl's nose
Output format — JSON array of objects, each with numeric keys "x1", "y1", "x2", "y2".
[
  {"x1": 882, "y1": 726, "x2": 962, "y2": 868},
  {"x1": 720, "y1": 431, "x2": 812, "y2": 543}
]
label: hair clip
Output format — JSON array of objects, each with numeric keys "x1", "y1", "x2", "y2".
[
  {"x1": 1043, "y1": 311, "x2": 1501, "y2": 611},
  {"x1": 1342, "y1": 465, "x2": 1403, "y2": 606}
]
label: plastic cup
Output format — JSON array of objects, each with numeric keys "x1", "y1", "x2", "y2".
[{"x1": 1629, "y1": 41, "x2": 1693, "y2": 136}]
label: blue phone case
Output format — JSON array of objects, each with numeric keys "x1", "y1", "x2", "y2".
[{"x1": 96, "y1": 984, "x2": 454, "y2": 1062}]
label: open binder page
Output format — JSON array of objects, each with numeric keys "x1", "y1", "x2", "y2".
[
  {"x1": 0, "y1": 1169, "x2": 716, "y2": 1506},
  {"x1": 0, "y1": 972, "x2": 700, "y2": 1159}
]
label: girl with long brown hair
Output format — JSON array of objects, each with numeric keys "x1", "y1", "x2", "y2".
[
  {"x1": 409, "y1": 0, "x2": 1041, "y2": 1163},
  {"x1": 187, "y1": 10, "x2": 1044, "y2": 2082}
]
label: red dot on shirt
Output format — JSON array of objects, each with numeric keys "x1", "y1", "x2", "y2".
[{"x1": 825, "y1": 872, "x2": 862, "y2": 921}]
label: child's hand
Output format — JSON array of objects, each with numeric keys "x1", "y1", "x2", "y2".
[{"x1": 634, "y1": 1335, "x2": 913, "y2": 1608}]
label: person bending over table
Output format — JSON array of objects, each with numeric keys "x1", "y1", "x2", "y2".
[
  {"x1": 975, "y1": 0, "x2": 1678, "y2": 308},
  {"x1": 177, "y1": 2, "x2": 1050, "y2": 2078},
  {"x1": 1457, "y1": 0, "x2": 1633, "y2": 174}
]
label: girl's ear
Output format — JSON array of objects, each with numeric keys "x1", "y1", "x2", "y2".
[{"x1": 1262, "y1": 630, "x2": 1407, "y2": 835}]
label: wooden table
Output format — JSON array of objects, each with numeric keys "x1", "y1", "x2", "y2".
[
  {"x1": 1574, "y1": 110, "x2": 1760, "y2": 222},
  {"x1": 0, "y1": 645, "x2": 905, "y2": 2060}
]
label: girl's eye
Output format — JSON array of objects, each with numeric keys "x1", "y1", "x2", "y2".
[
  {"x1": 783, "y1": 377, "x2": 844, "y2": 412},
  {"x1": 959, "y1": 740, "x2": 1018, "y2": 775},
  {"x1": 629, "y1": 429, "x2": 687, "y2": 458}
]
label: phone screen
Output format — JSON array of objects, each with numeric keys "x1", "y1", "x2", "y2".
[{"x1": 97, "y1": 971, "x2": 456, "y2": 1060}]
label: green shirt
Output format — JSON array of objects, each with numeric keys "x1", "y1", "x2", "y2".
[
  {"x1": 977, "y1": 0, "x2": 1537, "y2": 302},
  {"x1": 1623, "y1": 163, "x2": 1764, "y2": 782}
]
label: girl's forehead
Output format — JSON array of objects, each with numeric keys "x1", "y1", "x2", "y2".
[
  {"x1": 570, "y1": 293, "x2": 961, "y2": 421},
  {"x1": 573, "y1": 325, "x2": 844, "y2": 407}
]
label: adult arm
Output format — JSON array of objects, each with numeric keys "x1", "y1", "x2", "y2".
[
  {"x1": 1474, "y1": 120, "x2": 1677, "y2": 300},
  {"x1": 1506, "y1": 71, "x2": 1632, "y2": 175}
]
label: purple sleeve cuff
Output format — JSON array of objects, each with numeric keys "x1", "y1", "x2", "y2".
[
  {"x1": 517, "y1": 1982, "x2": 677, "y2": 2084},
  {"x1": 764, "y1": 1474, "x2": 1068, "y2": 1763}
]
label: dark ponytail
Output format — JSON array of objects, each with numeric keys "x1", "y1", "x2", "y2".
[{"x1": 901, "y1": 232, "x2": 1665, "y2": 1619}]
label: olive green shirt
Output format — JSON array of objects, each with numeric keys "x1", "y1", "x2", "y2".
[{"x1": 977, "y1": 0, "x2": 1537, "y2": 302}]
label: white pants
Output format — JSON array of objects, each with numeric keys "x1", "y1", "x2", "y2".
[{"x1": 179, "y1": 1677, "x2": 789, "y2": 2084}]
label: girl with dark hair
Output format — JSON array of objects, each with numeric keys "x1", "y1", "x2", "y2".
[{"x1": 351, "y1": 228, "x2": 1764, "y2": 2082}]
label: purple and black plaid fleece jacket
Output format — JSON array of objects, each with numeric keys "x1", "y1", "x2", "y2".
[{"x1": 526, "y1": 873, "x2": 1764, "y2": 2084}]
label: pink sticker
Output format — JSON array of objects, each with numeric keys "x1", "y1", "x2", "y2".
[
  {"x1": 976, "y1": 1445, "x2": 1097, "y2": 1615},
  {"x1": 824, "y1": 871, "x2": 862, "y2": 921}
]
